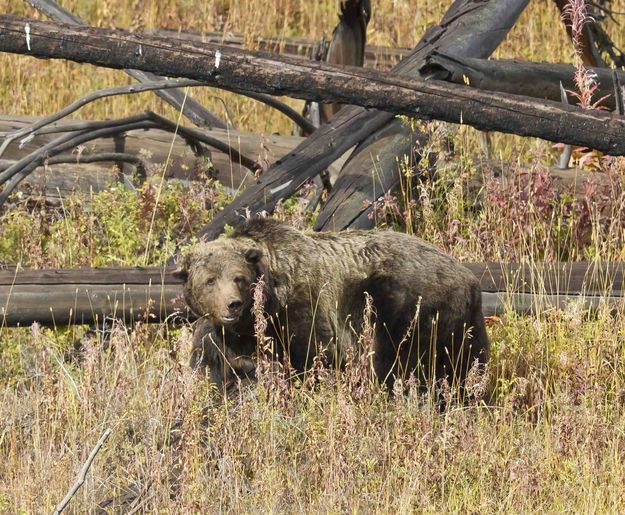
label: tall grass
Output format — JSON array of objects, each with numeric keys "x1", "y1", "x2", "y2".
[{"x1": 1, "y1": 309, "x2": 625, "y2": 512}]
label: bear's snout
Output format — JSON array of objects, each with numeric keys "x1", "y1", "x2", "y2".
[{"x1": 227, "y1": 299, "x2": 243, "y2": 312}]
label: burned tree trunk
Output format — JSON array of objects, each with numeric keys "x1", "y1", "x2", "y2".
[
  {"x1": 313, "y1": 0, "x2": 371, "y2": 125},
  {"x1": 5, "y1": 12, "x2": 625, "y2": 229},
  {"x1": 315, "y1": 0, "x2": 531, "y2": 231},
  {"x1": 425, "y1": 56, "x2": 625, "y2": 111}
]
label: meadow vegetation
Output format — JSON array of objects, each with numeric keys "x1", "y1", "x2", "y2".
[{"x1": 1, "y1": 0, "x2": 625, "y2": 512}]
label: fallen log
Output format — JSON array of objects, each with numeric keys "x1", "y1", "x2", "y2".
[
  {"x1": 1, "y1": 262, "x2": 623, "y2": 327},
  {"x1": 2, "y1": 15, "x2": 625, "y2": 157},
  {"x1": 0, "y1": 267, "x2": 184, "y2": 327},
  {"x1": 10, "y1": 11, "x2": 625, "y2": 233},
  {"x1": 426, "y1": 55, "x2": 625, "y2": 112},
  {"x1": 0, "y1": 115, "x2": 348, "y2": 197}
]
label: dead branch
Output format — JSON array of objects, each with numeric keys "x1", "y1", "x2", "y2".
[
  {"x1": 0, "y1": 267, "x2": 187, "y2": 327},
  {"x1": 0, "y1": 114, "x2": 153, "y2": 181},
  {"x1": 0, "y1": 78, "x2": 200, "y2": 159},
  {"x1": 53, "y1": 428, "x2": 112, "y2": 515},
  {"x1": 12, "y1": 14, "x2": 623, "y2": 159},
  {"x1": 1, "y1": 115, "x2": 338, "y2": 197},
  {"x1": 0, "y1": 152, "x2": 150, "y2": 177},
  {"x1": 143, "y1": 112, "x2": 260, "y2": 171},
  {"x1": 309, "y1": 0, "x2": 371, "y2": 125},
  {"x1": 0, "y1": 77, "x2": 313, "y2": 158},
  {"x1": 227, "y1": 89, "x2": 316, "y2": 135},
  {"x1": 8, "y1": 10, "x2": 625, "y2": 232},
  {"x1": 0, "y1": 111, "x2": 262, "y2": 206}
]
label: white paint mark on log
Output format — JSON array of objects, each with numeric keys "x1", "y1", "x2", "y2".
[
  {"x1": 24, "y1": 23, "x2": 31, "y2": 51},
  {"x1": 215, "y1": 50, "x2": 221, "y2": 68},
  {"x1": 19, "y1": 133, "x2": 35, "y2": 148},
  {"x1": 269, "y1": 180, "x2": 292, "y2": 195}
]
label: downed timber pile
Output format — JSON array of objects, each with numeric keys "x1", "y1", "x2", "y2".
[
  {"x1": 0, "y1": 115, "x2": 347, "y2": 199},
  {"x1": 1, "y1": 263, "x2": 623, "y2": 327},
  {"x1": 2, "y1": 16, "x2": 625, "y2": 156},
  {"x1": 5, "y1": 12, "x2": 625, "y2": 233},
  {"x1": 1, "y1": 4, "x2": 625, "y2": 224}
]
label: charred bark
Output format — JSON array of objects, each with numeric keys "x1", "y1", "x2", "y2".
[
  {"x1": 7, "y1": 13, "x2": 625, "y2": 232},
  {"x1": 425, "y1": 55, "x2": 625, "y2": 111},
  {"x1": 315, "y1": 0, "x2": 531, "y2": 231},
  {"x1": 312, "y1": 0, "x2": 371, "y2": 125}
]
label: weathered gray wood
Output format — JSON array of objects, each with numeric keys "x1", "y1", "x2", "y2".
[
  {"x1": 315, "y1": 118, "x2": 425, "y2": 230},
  {"x1": 0, "y1": 115, "x2": 347, "y2": 197},
  {"x1": 449, "y1": 158, "x2": 614, "y2": 201},
  {"x1": 464, "y1": 262, "x2": 625, "y2": 296},
  {"x1": 481, "y1": 292, "x2": 623, "y2": 316},
  {"x1": 1, "y1": 262, "x2": 623, "y2": 326},
  {"x1": 0, "y1": 266, "x2": 182, "y2": 326},
  {"x1": 3, "y1": 13, "x2": 625, "y2": 163}
]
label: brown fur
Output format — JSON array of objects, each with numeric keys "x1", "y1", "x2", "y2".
[{"x1": 176, "y1": 218, "x2": 489, "y2": 394}]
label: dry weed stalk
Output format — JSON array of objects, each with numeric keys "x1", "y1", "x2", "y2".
[
  {"x1": 252, "y1": 274, "x2": 293, "y2": 405},
  {"x1": 344, "y1": 292, "x2": 378, "y2": 399}
]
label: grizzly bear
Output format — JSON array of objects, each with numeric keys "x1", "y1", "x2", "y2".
[{"x1": 175, "y1": 218, "x2": 488, "y2": 395}]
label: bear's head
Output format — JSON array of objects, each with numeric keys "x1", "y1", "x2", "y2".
[{"x1": 174, "y1": 240, "x2": 262, "y2": 328}]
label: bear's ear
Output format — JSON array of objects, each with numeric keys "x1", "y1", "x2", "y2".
[
  {"x1": 172, "y1": 254, "x2": 191, "y2": 281},
  {"x1": 244, "y1": 248, "x2": 262, "y2": 264}
]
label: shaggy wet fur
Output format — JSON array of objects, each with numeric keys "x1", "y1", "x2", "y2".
[{"x1": 176, "y1": 218, "x2": 489, "y2": 394}]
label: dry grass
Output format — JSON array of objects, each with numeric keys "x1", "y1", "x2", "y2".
[
  {"x1": 1, "y1": 311, "x2": 625, "y2": 512},
  {"x1": 2, "y1": 0, "x2": 625, "y2": 512}
]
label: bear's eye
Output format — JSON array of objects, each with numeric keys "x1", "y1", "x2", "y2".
[
  {"x1": 206, "y1": 277, "x2": 216, "y2": 286},
  {"x1": 234, "y1": 275, "x2": 246, "y2": 285}
]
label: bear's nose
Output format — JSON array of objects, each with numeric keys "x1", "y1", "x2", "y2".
[{"x1": 228, "y1": 299, "x2": 243, "y2": 311}]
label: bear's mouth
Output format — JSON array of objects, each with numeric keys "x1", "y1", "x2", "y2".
[{"x1": 220, "y1": 312, "x2": 241, "y2": 324}]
